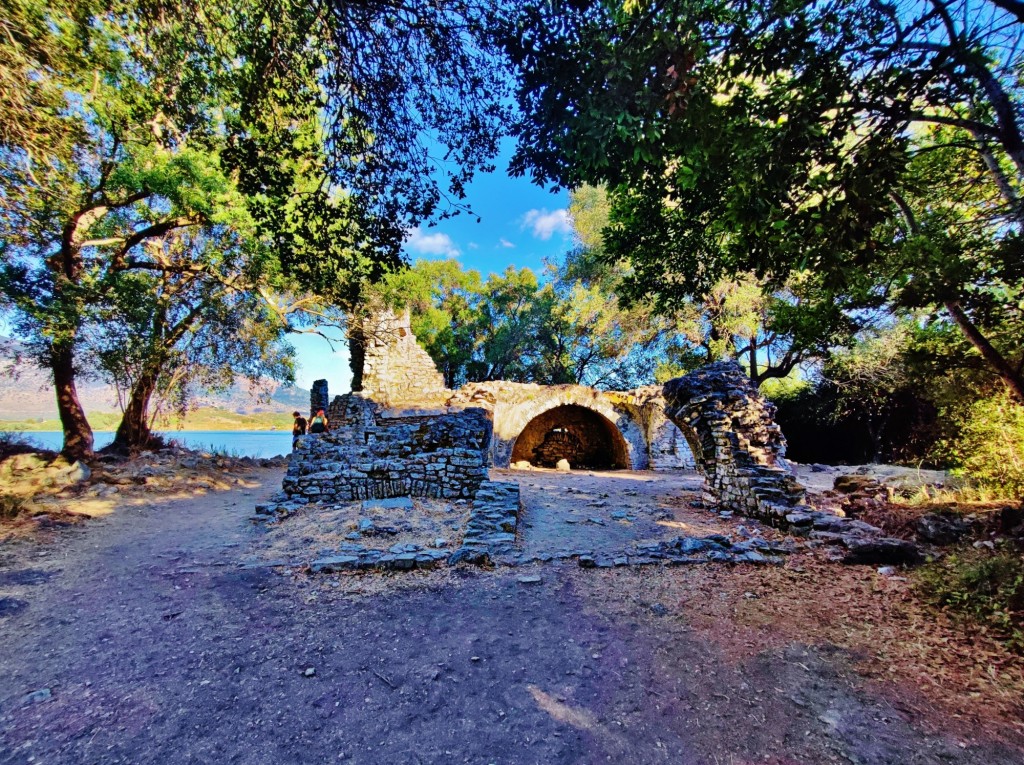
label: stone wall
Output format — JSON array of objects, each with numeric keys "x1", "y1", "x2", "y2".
[
  {"x1": 283, "y1": 393, "x2": 492, "y2": 502},
  {"x1": 661, "y1": 361, "x2": 924, "y2": 562},
  {"x1": 310, "y1": 380, "x2": 330, "y2": 416},
  {"x1": 446, "y1": 381, "x2": 651, "y2": 469},
  {"x1": 618, "y1": 386, "x2": 696, "y2": 470},
  {"x1": 662, "y1": 361, "x2": 808, "y2": 526},
  {"x1": 359, "y1": 309, "x2": 448, "y2": 408},
  {"x1": 648, "y1": 418, "x2": 696, "y2": 470}
]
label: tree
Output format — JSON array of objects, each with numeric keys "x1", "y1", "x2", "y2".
[
  {"x1": 503, "y1": 0, "x2": 1024, "y2": 399},
  {"x1": 882, "y1": 127, "x2": 1024, "y2": 400},
  {"x1": 568, "y1": 186, "x2": 856, "y2": 386},
  {"x1": 3, "y1": 0, "x2": 514, "y2": 458},
  {"x1": 85, "y1": 229, "x2": 299, "y2": 451},
  {"x1": 248, "y1": 0, "x2": 512, "y2": 231},
  {"x1": 374, "y1": 255, "x2": 674, "y2": 389},
  {"x1": 0, "y1": 1, "x2": 367, "y2": 458}
]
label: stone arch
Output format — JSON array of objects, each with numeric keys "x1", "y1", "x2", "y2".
[
  {"x1": 662, "y1": 361, "x2": 807, "y2": 525},
  {"x1": 510, "y1": 404, "x2": 632, "y2": 470},
  {"x1": 485, "y1": 386, "x2": 648, "y2": 470}
]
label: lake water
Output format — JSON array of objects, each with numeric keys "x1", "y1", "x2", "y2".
[{"x1": 7, "y1": 431, "x2": 293, "y2": 459}]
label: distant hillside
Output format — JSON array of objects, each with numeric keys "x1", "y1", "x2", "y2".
[
  {"x1": 1, "y1": 408, "x2": 294, "y2": 432},
  {"x1": 0, "y1": 339, "x2": 312, "y2": 420}
]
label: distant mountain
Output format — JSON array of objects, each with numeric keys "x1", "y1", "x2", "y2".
[{"x1": 0, "y1": 339, "x2": 312, "y2": 419}]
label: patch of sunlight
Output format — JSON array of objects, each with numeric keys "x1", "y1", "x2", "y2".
[
  {"x1": 656, "y1": 520, "x2": 692, "y2": 530},
  {"x1": 64, "y1": 499, "x2": 117, "y2": 517},
  {"x1": 527, "y1": 685, "x2": 598, "y2": 730},
  {"x1": 581, "y1": 471, "x2": 659, "y2": 482}
]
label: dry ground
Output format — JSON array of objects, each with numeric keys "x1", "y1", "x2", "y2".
[{"x1": 1, "y1": 464, "x2": 1022, "y2": 765}]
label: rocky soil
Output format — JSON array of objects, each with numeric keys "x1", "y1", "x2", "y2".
[{"x1": 1, "y1": 458, "x2": 1023, "y2": 764}]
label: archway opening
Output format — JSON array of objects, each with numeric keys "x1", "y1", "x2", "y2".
[{"x1": 510, "y1": 404, "x2": 630, "y2": 470}]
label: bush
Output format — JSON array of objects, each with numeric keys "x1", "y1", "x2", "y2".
[
  {"x1": 0, "y1": 493, "x2": 26, "y2": 519},
  {"x1": 938, "y1": 392, "x2": 1024, "y2": 497},
  {"x1": 917, "y1": 546, "x2": 1024, "y2": 651},
  {"x1": 0, "y1": 431, "x2": 54, "y2": 461}
]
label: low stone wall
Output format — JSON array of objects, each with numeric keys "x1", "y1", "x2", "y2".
[
  {"x1": 449, "y1": 480, "x2": 522, "y2": 564},
  {"x1": 282, "y1": 394, "x2": 492, "y2": 502}
]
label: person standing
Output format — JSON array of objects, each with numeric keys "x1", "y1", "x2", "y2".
[
  {"x1": 291, "y1": 411, "x2": 308, "y2": 448},
  {"x1": 309, "y1": 409, "x2": 329, "y2": 434}
]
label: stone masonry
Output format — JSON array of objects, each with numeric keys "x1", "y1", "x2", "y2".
[
  {"x1": 276, "y1": 313, "x2": 918, "y2": 567},
  {"x1": 310, "y1": 379, "x2": 330, "y2": 416},
  {"x1": 283, "y1": 393, "x2": 492, "y2": 502},
  {"x1": 662, "y1": 361, "x2": 920, "y2": 563},
  {"x1": 359, "y1": 309, "x2": 448, "y2": 408},
  {"x1": 445, "y1": 381, "x2": 695, "y2": 470},
  {"x1": 663, "y1": 361, "x2": 800, "y2": 522}
]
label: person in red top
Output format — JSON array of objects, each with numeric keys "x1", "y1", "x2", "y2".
[{"x1": 309, "y1": 409, "x2": 329, "y2": 434}]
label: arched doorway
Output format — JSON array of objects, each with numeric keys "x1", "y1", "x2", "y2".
[{"x1": 510, "y1": 404, "x2": 631, "y2": 470}]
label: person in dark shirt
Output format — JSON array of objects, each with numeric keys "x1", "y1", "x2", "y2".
[{"x1": 292, "y1": 411, "x2": 308, "y2": 449}]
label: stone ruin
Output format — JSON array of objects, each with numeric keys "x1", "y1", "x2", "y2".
[
  {"x1": 273, "y1": 309, "x2": 918, "y2": 566},
  {"x1": 282, "y1": 309, "x2": 696, "y2": 506}
]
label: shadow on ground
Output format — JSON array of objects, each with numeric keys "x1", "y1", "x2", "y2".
[{"x1": 1, "y1": 467, "x2": 1021, "y2": 765}]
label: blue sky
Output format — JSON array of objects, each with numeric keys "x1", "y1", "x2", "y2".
[{"x1": 290, "y1": 140, "x2": 573, "y2": 393}]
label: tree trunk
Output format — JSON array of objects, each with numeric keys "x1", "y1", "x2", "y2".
[
  {"x1": 52, "y1": 340, "x2": 94, "y2": 462},
  {"x1": 945, "y1": 300, "x2": 1024, "y2": 403},
  {"x1": 111, "y1": 371, "x2": 159, "y2": 450},
  {"x1": 348, "y1": 324, "x2": 366, "y2": 392},
  {"x1": 49, "y1": 204, "x2": 107, "y2": 461}
]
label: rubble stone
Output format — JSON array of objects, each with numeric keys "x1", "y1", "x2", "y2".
[{"x1": 662, "y1": 361, "x2": 920, "y2": 563}]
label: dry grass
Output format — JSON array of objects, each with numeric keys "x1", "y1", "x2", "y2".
[
  {"x1": 254, "y1": 497, "x2": 471, "y2": 566},
  {"x1": 580, "y1": 554, "x2": 1024, "y2": 743}
]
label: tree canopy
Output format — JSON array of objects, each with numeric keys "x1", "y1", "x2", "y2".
[
  {"x1": 503, "y1": 0, "x2": 1024, "y2": 399},
  {"x1": 0, "y1": 0, "x2": 512, "y2": 458}
]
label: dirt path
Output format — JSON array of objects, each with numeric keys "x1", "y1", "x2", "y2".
[{"x1": 1, "y1": 468, "x2": 1022, "y2": 764}]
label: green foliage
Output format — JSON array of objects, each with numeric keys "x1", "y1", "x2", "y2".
[
  {"x1": 938, "y1": 392, "x2": 1024, "y2": 497},
  {"x1": 1, "y1": 0, "x2": 511, "y2": 456},
  {"x1": 758, "y1": 374, "x2": 810, "y2": 402},
  {"x1": 918, "y1": 546, "x2": 1024, "y2": 652},
  {"x1": 0, "y1": 0, "x2": 89, "y2": 161},
  {"x1": 0, "y1": 493, "x2": 26, "y2": 519},
  {"x1": 0, "y1": 0, "x2": 347, "y2": 453},
  {"x1": 504, "y1": 0, "x2": 1024, "y2": 401},
  {"x1": 373, "y1": 255, "x2": 671, "y2": 389}
]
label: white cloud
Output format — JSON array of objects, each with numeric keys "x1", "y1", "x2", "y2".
[
  {"x1": 498, "y1": 238, "x2": 516, "y2": 249},
  {"x1": 522, "y1": 208, "x2": 572, "y2": 240},
  {"x1": 467, "y1": 241, "x2": 480, "y2": 250},
  {"x1": 404, "y1": 226, "x2": 460, "y2": 257}
]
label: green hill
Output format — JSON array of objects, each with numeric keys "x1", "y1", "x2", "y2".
[{"x1": 0, "y1": 407, "x2": 293, "y2": 432}]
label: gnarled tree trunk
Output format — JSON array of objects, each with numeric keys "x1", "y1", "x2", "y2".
[
  {"x1": 52, "y1": 340, "x2": 94, "y2": 462},
  {"x1": 945, "y1": 300, "x2": 1024, "y2": 404},
  {"x1": 111, "y1": 370, "x2": 159, "y2": 451}
]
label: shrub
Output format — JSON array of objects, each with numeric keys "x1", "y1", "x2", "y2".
[
  {"x1": 917, "y1": 546, "x2": 1024, "y2": 651},
  {"x1": 0, "y1": 493, "x2": 26, "y2": 519},
  {"x1": 938, "y1": 392, "x2": 1024, "y2": 498},
  {"x1": 0, "y1": 431, "x2": 49, "y2": 461}
]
